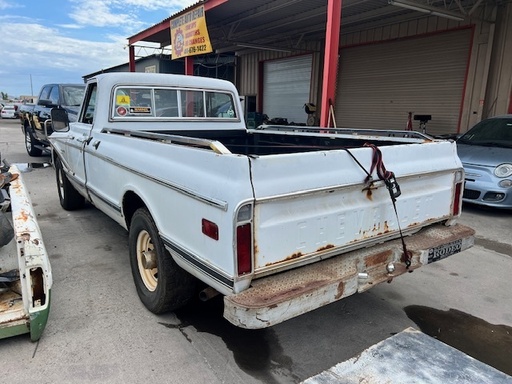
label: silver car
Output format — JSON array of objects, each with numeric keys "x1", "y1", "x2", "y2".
[
  {"x1": 1, "y1": 105, "x2": 17, "y2": 119},
  {"x1": 457, "y1": 115, "x2": 512, "y2": 208}
]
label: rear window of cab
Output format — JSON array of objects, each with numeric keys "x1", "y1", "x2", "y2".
[{"x1": 112, "y1": 87, "x2": 238, "y2": 120}]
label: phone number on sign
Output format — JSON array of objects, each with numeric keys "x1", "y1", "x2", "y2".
[{"x1": 185, "y1": 45, "x2": 208, "y2": 54}]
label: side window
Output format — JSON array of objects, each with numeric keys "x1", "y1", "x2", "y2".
[
  {"x1": 114, "y1": 87, "x2": 153, "y2": 117},
  {"x1": 181, "y1": 90, "x2": 204, "y2": 117},
  {"x1": 206, "y1": 92, "x2": 237, "y2": 118},
  {"x1": 80, "y1": 84, "x2": 97, "y2": 124},
  {"x1": 155, "y1": 89, "x2": 178, "y2": 117},
  {"x1": 39, "y1": 85, "x2": 52, "y2": 102},
  {"x1": 48, "y1": 86, "x2": 60, "y2": 105}
]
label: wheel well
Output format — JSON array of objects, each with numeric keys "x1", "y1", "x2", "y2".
[{"x1": 123, "y1": 191, "x2": 146, "y2": 229}]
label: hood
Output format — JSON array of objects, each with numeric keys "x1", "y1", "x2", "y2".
[{"x1": 457, "y1": 143, "x2": 512, "y2": 167}]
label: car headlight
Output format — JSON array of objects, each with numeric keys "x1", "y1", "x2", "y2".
[{"x1": 494, "y1": 163, "x2": 512, "y2": 178}]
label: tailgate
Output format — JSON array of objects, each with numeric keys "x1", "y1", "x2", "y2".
[{"x1": 249, "y1": 140, "x2": 462, "y2": 273}]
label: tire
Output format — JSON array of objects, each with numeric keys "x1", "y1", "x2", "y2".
[
  {"x1": 129, "y1": 208, "x2": 196, "y2": 314},
  {"x1": 0, "y1": 211, "x2": 14, "y2": 247},
  {"x1": 54, "y1": 156, "x2": 85, "y2": 210},
  {"x1": 24, "y1": 128, "x2": 43, "y2": 157}
]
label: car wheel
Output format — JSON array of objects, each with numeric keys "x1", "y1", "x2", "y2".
[
  {"x1": 129, "y1": 208, "x2": 196, "y2": 314},
  {"x1": 54, "y1": 156, "x2": 84, "y2": 210},
  {"x1": 24, "y1": 128, "x2": 43, "y2": 157}
]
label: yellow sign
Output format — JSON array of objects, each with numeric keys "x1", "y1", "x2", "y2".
[
  {"x1": 117, "y1": 95, "x2": 130, "y2": 105},
  {"x1": 170, "y1": 5, "x2": 213, "y2": 59}
]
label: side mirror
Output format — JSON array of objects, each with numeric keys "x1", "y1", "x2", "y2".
[
  {"x1": 50, "y1": 107, "x2": 70, "y2": 132},
  {"x1": 39, "y1": 99, "x2": 58, "y2": 108}
]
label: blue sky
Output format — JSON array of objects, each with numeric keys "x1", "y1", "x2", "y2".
[{"x1": 0, "y1": 0, "x2": 197, "y2": 98}]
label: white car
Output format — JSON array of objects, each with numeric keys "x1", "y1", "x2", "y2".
[{"x1": 1, "y1": 105, "x2": 17, "y2": 119}]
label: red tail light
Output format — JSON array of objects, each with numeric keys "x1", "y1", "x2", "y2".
[
  {"x1": 453, "y1": 182, "x2": 463, "y2": 216},
  {"x1": 236, "y1": 224, "x2": 252, "y2": 275}
]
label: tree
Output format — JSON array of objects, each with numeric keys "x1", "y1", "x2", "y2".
[{"x1": 1, "y1": 92, "x2": 8, "y2": 101}]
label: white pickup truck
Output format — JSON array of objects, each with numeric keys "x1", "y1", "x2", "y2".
[{"x1": 48, "y1": 72, "x2": 474, "y2": 329}]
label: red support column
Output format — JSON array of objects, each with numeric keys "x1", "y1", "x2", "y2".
[
  {"x1": 508, "y1": 88, "x2": 512, "y2": 114},
  {"x1": 185, "y1": 57, "x2": 194, "y2": 75},
  {"x1": 129, "y1": 45, "x2": 136, "y2": 72},
  {"x1": 320, "y1": 0, "x2": 342, "y2": 128}
]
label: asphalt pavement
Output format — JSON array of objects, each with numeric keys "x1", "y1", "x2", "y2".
[{"x1": 1, "y1": 118, "x2": 511, "y2": 384}]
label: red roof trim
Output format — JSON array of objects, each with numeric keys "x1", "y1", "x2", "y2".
[{"x1": 127, "y1": 0, "x2": 227, "y2": 45}]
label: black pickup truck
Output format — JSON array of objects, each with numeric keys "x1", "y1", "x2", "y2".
[{"x1": 20, "y1": 83, "x2": 85, "y2": 156}]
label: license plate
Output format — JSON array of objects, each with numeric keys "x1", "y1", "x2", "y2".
[{"x1": 428, "y1": 239, "x2": 462, "y2": 263}]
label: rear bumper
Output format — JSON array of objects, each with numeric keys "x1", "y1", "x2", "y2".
[{"x1": 224, "y1": 223, "x2": 474, "y2": 329}]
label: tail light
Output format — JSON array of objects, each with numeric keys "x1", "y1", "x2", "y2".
[
  {"x1": 236, "y1": 204, "x2": 253, "y2": 276},
  {"x1": 237, "y1": 224, "x2": 252, "y2": 275},
  {"x1": 452, "y1": 170, "x2": 464, "y2": 216},
  {"x1": 453, "y1": 182, "x2": 463, "y2": 216}
]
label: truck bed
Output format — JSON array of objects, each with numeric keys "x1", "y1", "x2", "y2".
[{"x1": 144, "y1": 125, "x2": 434, "y2": 156}]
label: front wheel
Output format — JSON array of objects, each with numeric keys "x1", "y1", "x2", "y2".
[
  {"x1": 129, "y1": 208, "x2": 196, "y2": 313},
  {"x1": 25, "y1": 128, "x2": 43, "y2": 157},
  {"x1": 54, "y1": 156, "x2": 84, "y2": 210}
]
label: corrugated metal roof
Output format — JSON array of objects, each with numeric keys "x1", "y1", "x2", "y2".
[{"x1": 128, "y1": 0, "x2": 491, "y2": 54}]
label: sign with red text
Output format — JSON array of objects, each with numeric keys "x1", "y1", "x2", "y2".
[{"x1": 170, "y1": 5, "x2": 212, "y2": 59}]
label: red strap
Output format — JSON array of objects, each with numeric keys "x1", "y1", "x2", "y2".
[{"x1": 364, "y1": 143, "x2": 411, "y2": 268}]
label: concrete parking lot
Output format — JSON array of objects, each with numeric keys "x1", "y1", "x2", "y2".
[{"x1": 1, "y1": 118, "x2": 511, "y2": 383}]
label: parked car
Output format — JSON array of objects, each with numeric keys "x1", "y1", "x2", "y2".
[
  {"x1": 457, "y1": 115, "x2": 512, "y2": 208},
  {"x1": 1, "y1": 105, "x2": 17, "y2": 119}
]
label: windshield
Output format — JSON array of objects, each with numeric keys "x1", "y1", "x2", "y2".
[{"x1": 458, "y1": 118, "x2": 512, "y2": 148}]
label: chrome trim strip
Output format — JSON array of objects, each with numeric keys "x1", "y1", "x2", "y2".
[
  {"x1": 87, "y1": 188, "x2": 122, "y2": 214},
  {"x1": 252, "y1": 168, "x2": 461, "y2": 203},
  {"x1": 162, "y1": 236, "x2": 234, "y2": 288}
]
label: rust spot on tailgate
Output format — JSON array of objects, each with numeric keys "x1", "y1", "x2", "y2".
[
  {"x1": 265, "y1": 252, "x2": 303, "y2": 267},
  {"x1": 264, "y1": 245, "x2": 335, "y2": 267},
  {"x1": 365, "y1": 250, "x2": 392, "y2": 268},
  {"x1": 317, "y1": 244, "x2": 334, "y2": 252}
]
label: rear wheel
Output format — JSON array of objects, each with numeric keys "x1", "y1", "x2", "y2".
[
  {"x1": 54, "y1": 156, "x2": 84, "y2": 210},
  {"x1": 25, "y1": 128, "x2": 43, "y2": 157},
  {"x1": 129, "y1": 208, "x2": 196, "y2": 313}
]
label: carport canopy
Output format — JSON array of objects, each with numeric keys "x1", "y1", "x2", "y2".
[{"x1": 127, "y1": 0, "x2": 488, "y2": 127}]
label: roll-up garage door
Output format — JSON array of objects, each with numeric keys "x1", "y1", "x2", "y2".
[
  {"x1": 263, "y1": 55, "x2": 312, "y2": 125},
  {"x1": 335, "y1": 29, "x2": 471, "y2": 136}
]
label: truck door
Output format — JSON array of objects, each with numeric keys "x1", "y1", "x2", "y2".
[{"x1": 63, "y1": 83, "x2": 96, "y2": 195}]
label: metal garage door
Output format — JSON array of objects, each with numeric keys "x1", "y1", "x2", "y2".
[
  {"x1": 263, "y1": 55, "x2": 313, "y2": 125},
  {"x1": 335, "y1": 29, "x2": 472, "y2": 136}
]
